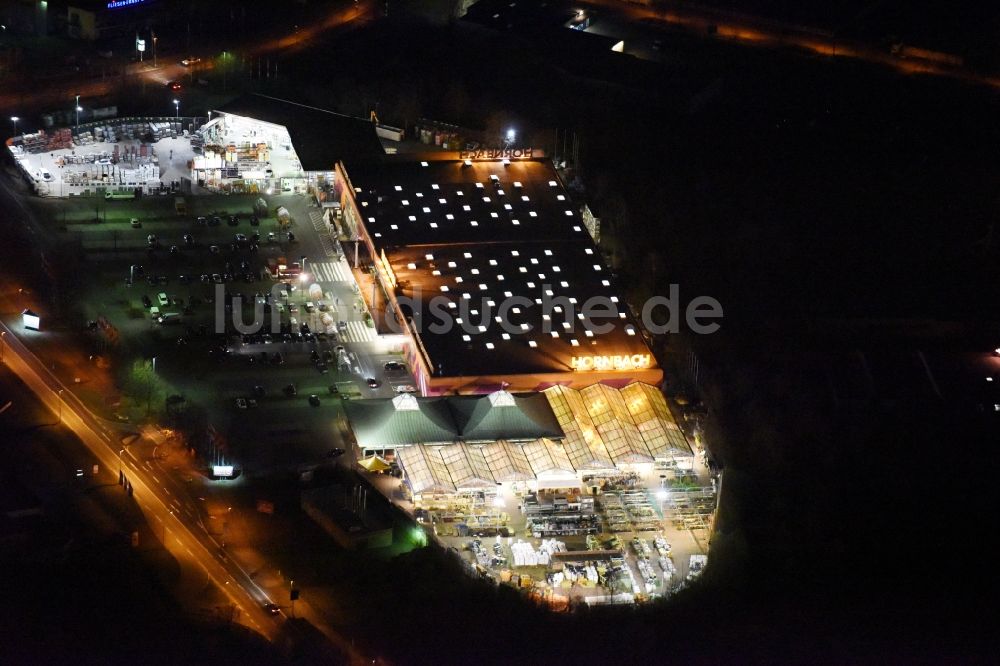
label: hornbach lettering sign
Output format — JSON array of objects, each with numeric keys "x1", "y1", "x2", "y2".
[
  {"x1": 459, "y1": 147, "x2": 535, "y2": 160},
  {"x1": 570, "y1": 354, "x2": 653, "y2": 372}
]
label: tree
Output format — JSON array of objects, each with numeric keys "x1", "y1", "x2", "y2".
[{"x1": 123, "y1": 359, "x2": 162, "y2": 417}]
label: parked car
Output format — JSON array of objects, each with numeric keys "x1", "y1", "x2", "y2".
[
  {"x1": 130, "y1": 218, "x2": 141, "y2": 228},
  {"x1": 157, "y1": 292, "x2": 169, "y2": 306},
  {"x1": 308, "y1": 394, "x2": 321, "y2": 407},
  {"x1": 366, "y1": 377, "x2": 381, "y2": 389},
  {"x1": 157, "y1": 312, "x2": 181, "y2": 325}
]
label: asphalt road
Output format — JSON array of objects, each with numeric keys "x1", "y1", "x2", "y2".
[{"x1": 0, "y1": 317, "x2": 368, "y2": 664}]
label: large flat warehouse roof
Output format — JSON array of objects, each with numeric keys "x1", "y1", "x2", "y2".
[{"x1": 342, "y1": 157, "x2": 656, "y2": 378}]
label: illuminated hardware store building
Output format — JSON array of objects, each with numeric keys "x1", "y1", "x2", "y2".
[
  {"x1": 336, "y1": 153, "x2": 663, "y2": 395},
  {"x1": 346, "y1": 385, "x2": 695, "y2": 500},
  {"x1": 198, "y1": 95, "x2": 384, "y2": 198}
]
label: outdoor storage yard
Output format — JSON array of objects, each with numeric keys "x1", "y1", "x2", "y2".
[
  {"x1": 9, "y1": 118, "x2": 200, "y2": 198},
  {"x1": 404, "y1": 461, "x2": 716, "y2": 607}
]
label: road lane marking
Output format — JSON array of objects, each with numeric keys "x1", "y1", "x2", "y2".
[{"x1": 151, "y1": 474, "x2": 159, "y2": 483}]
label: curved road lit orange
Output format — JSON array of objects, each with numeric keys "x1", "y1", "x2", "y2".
[{"x1": 585, "y1": 0, "x2": 1000, "y2": 89}]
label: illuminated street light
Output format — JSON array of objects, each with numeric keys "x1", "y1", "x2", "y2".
[
  {"x1": 506, "y1": 128, "x2": 516, "y2": 143},
  {"x1": 0, "y1": 331, "x2": 6, "y2": 362},
  {"x1": 75, "y1": 94, "x2": 81, "y2": 127},
  {"x1": 10, "y1": 116, "x2": 18, "y2": 137},
  {"x1": 173, "y1": 99, "x2": 179, "y2": 118}
]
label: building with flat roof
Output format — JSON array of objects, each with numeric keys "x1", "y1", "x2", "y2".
[{"x1": 337, "y1": 153, "x2": 662, "y2": 394}]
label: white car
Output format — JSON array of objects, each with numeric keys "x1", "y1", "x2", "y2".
[
  {"x1": 157, "y1": 292, "x2": 169, "y2": 307},
  {"x1": 394, "y1": 385, "x2": 417, "y2": 394},
  {"x1": 40, "y1": 168, "x2": 53, "y2": 182}
]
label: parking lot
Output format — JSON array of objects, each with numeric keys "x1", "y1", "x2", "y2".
[{"x1": 53, "y1": 190, "x2": 415, "y2": 473}]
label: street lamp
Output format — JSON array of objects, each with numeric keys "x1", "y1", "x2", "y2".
[
  {"x1": 118, "y1": 445, "x2": 131, "y2": 474},
  {"x1": 0, "y1": 331, "x2": 6, "y2": 363},
  {"x1": 75, "y1": 94, "x2": 81, "y2": 127},
  {"x1": 57, "y1": 388, "x2": 65, "y2": 421},
  {"x1": 10, "y1": 116, "x2": 18, "y2": 138},
  {"x1": 173, "y1": 99, "x2": 179, "y2": 118},
  {"x1": 505, "y1": 128, "x2": 516, "y2": 146}
]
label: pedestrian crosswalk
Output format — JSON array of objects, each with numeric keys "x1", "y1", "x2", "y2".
[
  {"x1": 340, "y1": 319, "x2": 376, "y2": 343},
  {"x1": 310, "y1": 211, "x2": 339, "y2": 258},
  {"x1": 311, "y1": 259, "x2": 352, "y2": 283}
]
